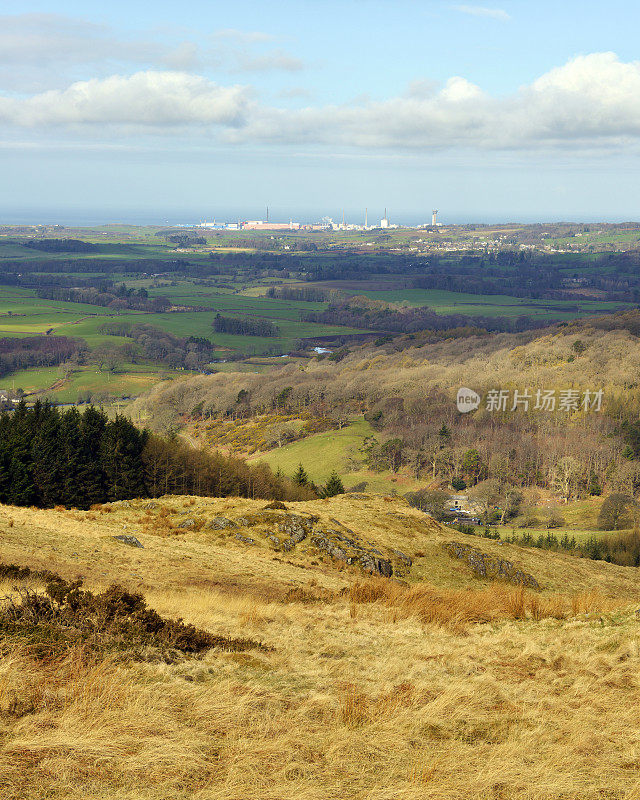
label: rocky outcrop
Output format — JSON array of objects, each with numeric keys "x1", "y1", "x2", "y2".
[
  {"x1": 276, "y1": 514, "x2": 315, "y2": 551},
  {"x1": 206, "y1": 517, "x2": 238, "y2": 530},
  {"x1": 442, "y1": 541, "x2": 540, "y2": 589},
  {"x1": 113, "y1": 535, "x2": 144, "y2": 548},
  {"x1": 205, "y1": 509, "x2": 407, "y2": 578},
  {"x1": 310, "y1": 528, "x2": 394, "y2": 577}
]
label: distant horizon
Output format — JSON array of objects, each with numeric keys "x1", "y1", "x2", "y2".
[{"x1": 1, "y1": 210, "x2": 640, "y2": 229}]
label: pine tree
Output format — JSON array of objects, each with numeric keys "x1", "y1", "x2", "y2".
[
  {"x1": 438, "y1": 423, "x2": 451, "y2": 443},
  {"x1": 77, "y1": 406, "x2": 108, "y2": 506},
  {"x1": 100, "y1": 414, "x2": 147, "y2": 501},
  {"x1": 7, "y1": 400, "x2": 36, "y2": 506},
  {"x1": 292, "y1": 463, "x2": 309, "y2": 486},
  {"x1": 31, "y1": 402, "x2": 62, "y2": 507},
  {"x1": 59, "y1": 408, "x2": 84, "y2": 508},
  {"x1": 321, "y1": 471, "x2": 344, "y2": 498},
  {"x1": 0, "y1": 413, "x2": 13, "y2": 503}
]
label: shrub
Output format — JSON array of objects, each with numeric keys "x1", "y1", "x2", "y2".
[{"x1": 0, "y1": 574, "x2": 271, "y2": 660}]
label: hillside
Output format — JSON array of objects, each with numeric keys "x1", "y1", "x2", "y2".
[
  {"x1": 3, "y1": 494, "x2": 640, "y2": 799},
  {"x1": 131, "y1": 317, "x2": 640, "y2": 504}
]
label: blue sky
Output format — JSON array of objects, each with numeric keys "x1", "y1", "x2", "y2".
[{"x1": 2, "y1": 1, "x2": 640, "y2": 224}]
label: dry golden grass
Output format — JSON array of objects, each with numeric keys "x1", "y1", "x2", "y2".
[
  {"x1": 3, "y1": 495, "x2": 640, "y2": 799},
  {"x1": 349, "y1": 577, "x2": 620, "y2": 633}
]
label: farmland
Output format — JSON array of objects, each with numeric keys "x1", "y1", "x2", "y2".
[{"x1": 1, "y1": 222, "x2": 640, "y2": 405}]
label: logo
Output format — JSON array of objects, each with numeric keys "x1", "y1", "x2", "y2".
[{"x1": 457, "y1": 387, "x2": 481, "y2": 413}]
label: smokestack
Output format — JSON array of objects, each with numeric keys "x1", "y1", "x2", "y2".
[
  {"x1": 432, "y1": 209, "x2": 438, "y2": 226},
  {"x1": 365, "y1": 207, "x2": 368, "y2": 228},
  {"x1": 266, "y1": 205, "x2": 269, "y2": 223}
]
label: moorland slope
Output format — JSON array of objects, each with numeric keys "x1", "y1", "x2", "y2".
[{"x1": 2, "y1": 494, "x2": 640, "y2": 799}]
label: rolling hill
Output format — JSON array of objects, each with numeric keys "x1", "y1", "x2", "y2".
[{"x1": 2, "y1": 494, "x2": 640, "y2": 799}]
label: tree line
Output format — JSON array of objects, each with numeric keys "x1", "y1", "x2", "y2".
[
  {"x1": 23, "y1": 238, "x2": 97, "y2": 253},
  {"x1": 0, "y1": 336, "x2": 83, "y2": 380},
  {"x1": 97, "y1": 322, "x2": 216, "y2": 370},
  {"x1": 0, "y1": 402, "x2": 312, "y2": 509},
  {"x1": 266, "y1": 286, "x2": 339, "y2": 302},
  {"x1": 304, "y1": 299, "x2": 549, "y2": 334},
  {"x1": 212, "y1": 314, "x2": 280, "y2": 337},
  {"x1": 36, "y1": 286, "x2": 173, "y2": 313}
]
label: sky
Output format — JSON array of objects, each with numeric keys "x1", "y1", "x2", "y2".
[{"x1": 2, "y1": 0, "x2": 640, "y2": 224}]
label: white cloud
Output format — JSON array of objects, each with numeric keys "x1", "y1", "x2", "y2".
[
  {"x1": 0, "y1": 71, "x2": 250, "y2": 128},
  {"x1": 0, "y1": 14, "x2": 161, "y2": 68},
  {"x1": 454, "y1": 5, "x2": 511, "y2": 21},
  {"x1": 4, "y1": 53, "x2": 640, "y2": 155},
  {"x1": 235, "y1": 53, "x2": 640, "y2": 151}
]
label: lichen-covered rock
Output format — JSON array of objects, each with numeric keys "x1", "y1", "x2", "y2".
[
  {"x1": 113, "y1": 535, "x2": 144, "y2": 548},
  {"x1": 235, "y1": 533, "x2": 255, "y2": 545},
  {"x1": 207, "y1": 517, "x2": 238, "y2": 530},
  {"x1": 358, "y1": 552, "x2": 393, "y2": 577},
  {"x1": 310, "y1": 528, "x2": 394, "y2": 577},
  {"x1": 263, "y1": 501, "x2": 287, "y2": 510},
  {"x1": 276, "y1": 514, "x2": 314, "y2": 550},
  {"x1": 442, "y1": 541, "x2": 540, "y2": 589},
  {"x1": 177, "y1": 519, "x2": 196, "y2": 529}
]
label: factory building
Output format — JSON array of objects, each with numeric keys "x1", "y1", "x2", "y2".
[{"x1": 242, "y1": 220, "x2": 301, "y2": 231}]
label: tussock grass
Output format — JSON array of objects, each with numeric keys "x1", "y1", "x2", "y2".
[
  {"x1": 349, "y1": 577, "x2": 619, "y2": 633},
  {"x1": 2, "y1": 496, "x2": 640, "y2": 799}
]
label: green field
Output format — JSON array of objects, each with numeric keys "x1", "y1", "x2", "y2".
[
  {"x1": 348, "y1": 288, "x2": 627, "y2": 319},
  {"x1": 0, "y1": 278, "x2": 371, "y2": 405},
  {"x1": 4, "y1": 363, "x2": 196, "y2": 404},
  {"x1": 0, "y1": 283, "x2": 370, "y2": 351},
  {"x1": 248, "y1": 417, "x2": 425, "y2": 493},
  {"x1": 1, "y1": 223, "x2": 638, "y2": 408}
]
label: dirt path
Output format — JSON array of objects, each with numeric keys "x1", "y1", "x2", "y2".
[{"x1": 25, "y1": 373, "x2": 71, "y2": 397}]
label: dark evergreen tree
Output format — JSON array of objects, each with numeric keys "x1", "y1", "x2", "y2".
[
  {"x1": 7, "y1": 400, "x2": 36, "y2": 506},
  {"x1": 321, "y1": 471, "x2": 345, "y2": 498},
  {"x1": 31, "y1": 402, "x2": 62, "y2": 507},
  {"x1": 77, "y1": 406, "x2": 108, "y2": 507},
  {"x1": 292, "y1": 463, "x2": 309, "y2": 486},
  {"x1": 59, "y1": 408, "x2": 85, "y2": 507},
  {"x1": 101, "y1": 414, "x2": 147, "y2": 501},
  {"x1": 0, "y1": 413, "x2": 12, "y2": 503},
  {"x1": 0, "y1": 404, "x2": 308, "y2": 508}
]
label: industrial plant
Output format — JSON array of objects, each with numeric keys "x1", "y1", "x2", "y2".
[{"x1": 196, "y1": 208, "x2": 443, "y2": 231}]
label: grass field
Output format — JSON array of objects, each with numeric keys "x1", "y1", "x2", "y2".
[
  {"x1": 1, "y1": 225, "x2": 638, "y2": 410},
  {"x1": 4, "y1": 495, "x2": 640, "y2": 799},
  {"x1": 0, "y1": 282, "x2": 371, "y2": 403},
  {"x1": 4, "y1": 363, "x2": 196, "y2": 403},
  {"x1": 348, "y1": 288, "x2": 627, "y2": 319},
  {"x1": 0, "y1": 283, "x2": 369, "y2": 351},
  {"x1": 248, "y1": 417, "x2": 428, "y2": 493}
]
